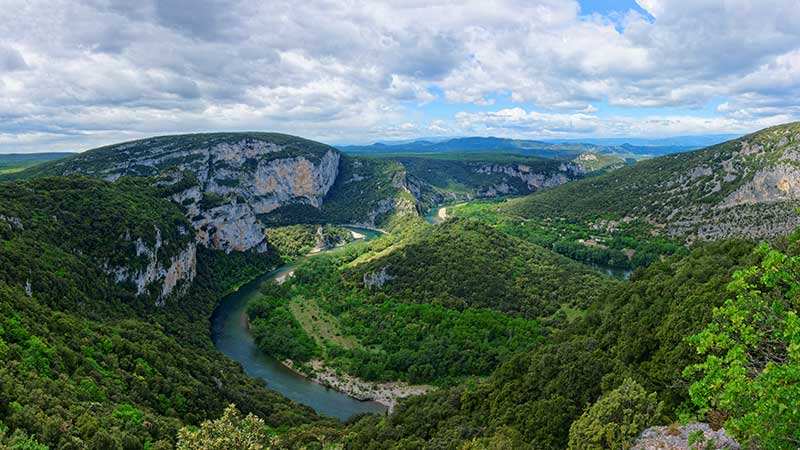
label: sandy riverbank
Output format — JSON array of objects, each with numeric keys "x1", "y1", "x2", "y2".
[{"x1": 283, "y1": 359, "x2": 432, "y2": 412}]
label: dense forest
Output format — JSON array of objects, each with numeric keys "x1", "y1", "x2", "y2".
[
  {"x1": 0, "y1": 176, "x2": 325, "y2": 449},
  {"x1": 449, "y1": 200, "x2": 686, "y2": 270},
  {"x1": 2, "y1": 126, "x2": 800, "y2": 449}
]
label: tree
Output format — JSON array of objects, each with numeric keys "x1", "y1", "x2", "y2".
[
  {"x1": 568, "y1": 379, "x2": 662, "y2": 450},
  {"x1": 685, "y1": 243, "x2": 800, "y2": 448},
  {"x1": 177, "y1": 405, "x2": 274, "y2": 450}
]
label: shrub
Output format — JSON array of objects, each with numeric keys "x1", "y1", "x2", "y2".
[{"x1": 568, "y1": 379, "x2": 662, "y2": 450}]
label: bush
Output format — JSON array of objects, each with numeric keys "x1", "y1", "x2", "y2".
[
  {"x1": 568, "y1": 379, "x2": 662, "y2": 450},
  {"x1": 177, "y1": 404, "x2": 274, "y2": 450}
]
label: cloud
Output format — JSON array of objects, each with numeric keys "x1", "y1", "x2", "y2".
[
  {"x1": 0, "y1": 0, "x2": 799, "y2": 152},
  {"x1": 0, "y1": 46, "x2": 28, "y2": 72},
  {"x1": 449, "y1": 107, "x2": 793, "y2": 139}
]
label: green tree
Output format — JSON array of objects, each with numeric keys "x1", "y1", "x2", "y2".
[
  {"x1": 685, "y1": 243, "x2": 800, "y2": 448},
  {"x1": 568, "y1": 379, "x2": 662, "y2": 450},
  {"x1": 177, "y1": 405, "x2": 274, "y2": 450}
]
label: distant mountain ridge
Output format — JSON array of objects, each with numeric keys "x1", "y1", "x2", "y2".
[
  {"x1": 0, "y1": 152, "x2": 75, "y2": 173},
  {"x1": 542, "y1": 134, "x2": 740, "y2": 148},
  {"x1": 338, "y1": 135, "x2": 715, "y2": 159}
]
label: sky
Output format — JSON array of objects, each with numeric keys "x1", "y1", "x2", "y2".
[{"x1": 1, "y1": 0, "x2": 799, "y2": 153}]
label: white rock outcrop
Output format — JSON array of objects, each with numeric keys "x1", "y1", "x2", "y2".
[
  {"x1": 364, "y1": 266, "x2": 394, "y2": 289},
  {"x1": 108, "y1": 229, "x2": 197, "y2": 306},
  {"x1": 474, "y1": 162, "x2": 583, "y2": 196},
  {"x1": 633, "y1": 423, "x2": 739, "y2": 450},
  {"x1": 73, "y1": 138, "x2": 341, "y2": 253}
]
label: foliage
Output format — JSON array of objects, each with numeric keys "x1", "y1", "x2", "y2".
[
  {"x1": 265, "y1": 225, "x2": 353, "y2": 262},
  {"x1": 450, "y1": 201, "x2": 686, "y2": 270},
  {"x1": 685, "y1": 242, "x2": 800, "y2": 448},
  {"x1": 248, "y1": 254, "x2": 543, "y2": 384},
  {"x1": 340, "y1": 239, "x2": 756, "y2": 449},
  {"x1": 502, "y1": 122, "x2": 800, "y2": 241},
  {"x1": 370, "y1": 153, "x2": 570, "y2": 197},
  {"x1": 248, "y1": 291, "x2": 320, "y2": 363},
  {"x1": 247, "y1": 220, "x2": 578, "y2": 385},
  {"x1": 567, "y1": 379, "x2": 663, "y2": 450},
  {"x1": 177, "y1": 404, "x2": 275, "y2": 450},
  {"x1": 0, "y1": 175, "x2": 321, "y2": 449},
  {"x1": 345, "y1": 219, "x2": 616, "y2": 317}
]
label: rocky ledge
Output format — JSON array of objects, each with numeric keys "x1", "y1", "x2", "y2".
[{"x1": 633, "y1": 423, "x2": 739, "y2": 450}]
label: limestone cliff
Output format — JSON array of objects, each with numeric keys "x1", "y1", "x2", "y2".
[
  {"x1": 156, "y1": 145, "x2": 340, "y2": 252},
  {"x1": 653, "y1": 124, "x2": 800, "y2": 240},
  {"x1": 109, "y1": 229, "x2": 197, "y2": 306},
  {"x1": 475, "y1": 161, "x2": 584, "y2": 196},
  {"x1": 23, "y1": 133, "x2": 344, "y2": 304},
  {"x1": 508, "y1": 122, "x2": 800, "y2": 243},
  {"x1": 41, "y1": 133, "x2": 342, "y2": 253}
]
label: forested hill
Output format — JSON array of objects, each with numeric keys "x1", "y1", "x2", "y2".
[
  {"x1": 0, "y1": 175, "x2": 322, "y2": 449},
  {"x1": 336, "y1": 238, "x2": 761, "y2": 449},
  {"x1": 343, "y1": 219, "x2": 614, "y2": 318},
  {"x1": 504, "y1": 121, "x2": 800, "y2": 241}
]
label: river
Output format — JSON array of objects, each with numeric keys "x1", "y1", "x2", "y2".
[
  {"x1": 588, "y1": 262, "x2": 633, "y2": 280},
  {"x1": 210, "y1": 227, "x2": 389, "y2": 420}
]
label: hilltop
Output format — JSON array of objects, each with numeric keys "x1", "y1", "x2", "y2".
[
  {"x1": 6, "y1": 132, "x2": 615, "y2": 244},
  {"x1": 505, "y1": 122, "x2": 800, "y2": 241}
]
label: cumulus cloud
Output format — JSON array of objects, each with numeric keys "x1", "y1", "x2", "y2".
[{"x1": 0, "y1": 0, "x2": 799, "y2": 151}]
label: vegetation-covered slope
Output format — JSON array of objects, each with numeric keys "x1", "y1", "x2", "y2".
[
  {"x1": 0, "y1": 176, "x2": 322, "y2": 449},
  {"x1": 450, "y1": 200, "x2": 687, "y2": 270},
  {"x1": 344, "y1": 219, "x2": 614, "y2": 317},
  {"x1": 505, "y1": 122, "x2": 800, "y2": 241},
  {"x1": 246, "y1": 219, "x2": 614, "y2": 387},
  {"x1": 367, "y1": 153, "x2": 599, "y2": 200},
  {"x1": 0, "y1": 176, "x2": 196, "y2": 309},
  {"x1": 336, "y1": 238, "x2": 758, "y2": 450}
]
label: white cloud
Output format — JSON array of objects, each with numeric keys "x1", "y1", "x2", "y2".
[
  {"x1": 448, "y1": 107, "x2": 792, "y2": 139},
  {"x1": 0, "y1": 0, "x2": 799, "y2": 151}
]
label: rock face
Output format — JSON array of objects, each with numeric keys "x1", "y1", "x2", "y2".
[
  {"x1": 570, "y1": 122, "x2": 800, "y2": 242},
  {"x1": 50, "y1": 134, "x2": 341, "y2": 253},
  {"x1": 474, "y1": 162, "x2": 584, "y2": 197},
  {"x1": 633, "y1": 423, "x2": 739, "y2": 450},
  {"x1": 108, "y1": 228, "x2": 197, "y2": 306},
  {"x1": 364, "y1": 266, "x2": 394, "y2": 289},
  {"x1": 31, "y1": 133, "x2": 345, "y2": 304},
  {"x1": 158, "y1": 146, "x2": 339, "y2": 252},
  {"x1": 662, "y1": 126, "x2": 800, "y2": 240}
]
